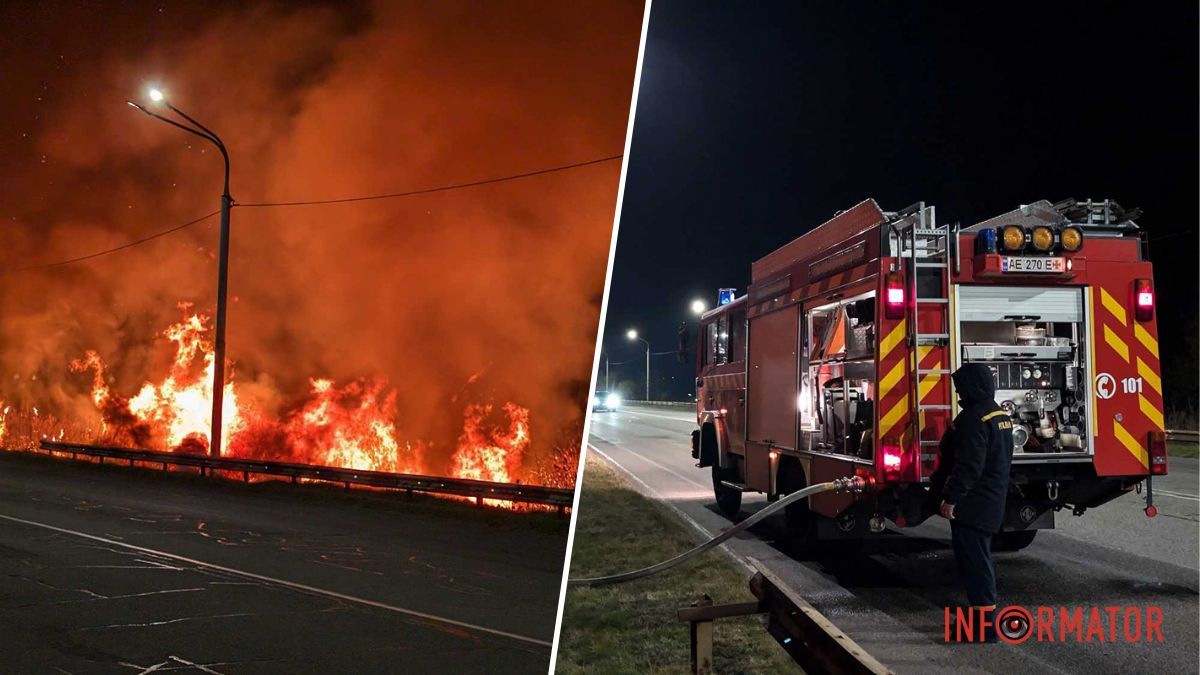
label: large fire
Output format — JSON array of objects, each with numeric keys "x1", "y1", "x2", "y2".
[{"x1": 48, "y1": 306, "x2": 544, "y2": 496}]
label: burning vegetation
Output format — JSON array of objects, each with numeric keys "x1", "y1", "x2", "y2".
[
  {"x1": 0, "y1": 3, "x2": 637, "y2": 501},
  {"x1": 0, "y1": 306, "x2": 565, "y2": 494}
]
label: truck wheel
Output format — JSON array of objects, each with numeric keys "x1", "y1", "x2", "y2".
[
  {"x1": 712, "y1": 463, "x2": 742, "y2": 518},
  {"x1": 992, "y1": 529, "x2": 1037, "y2": 552},
  {"x1": 779, "y1": 462, "x2": 817, "y2": 552}
]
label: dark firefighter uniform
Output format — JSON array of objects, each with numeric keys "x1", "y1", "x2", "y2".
[{"x1": 930, "y1": 363, "x2": 1014, "y2": 620}]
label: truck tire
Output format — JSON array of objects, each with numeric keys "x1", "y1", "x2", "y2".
[
  {"x1": 992, "y1": 529, "x2": 1037, "y2": 552},
  {"x1": 779, "y1": 461, "x2": 817, "y2": 553},
  {"x1": 712, "y1": 463, "x2": 742, "y2": 518}
]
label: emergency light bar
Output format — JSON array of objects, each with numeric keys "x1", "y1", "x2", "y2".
[{"x1": 986, "y1": 224, "x2": 1085, "y2": 254}]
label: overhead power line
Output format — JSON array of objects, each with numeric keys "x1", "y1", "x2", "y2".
[
  {"x1": 5, "y1": 153, "x2": 623, "y2": 273},
  {"x1": 7, "y1": 211, "x2": 220, "y2": 273},
  {"x1": 237, "y1": 155, "x2": 624, "y2": 208}
]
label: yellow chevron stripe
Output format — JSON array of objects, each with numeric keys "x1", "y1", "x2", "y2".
[
  {"x1": 1133, "y1": 323, "x2": 1159, "y2": 359},
  {"x1": 981, "y1": 410, "x2": 1008, "y2": 422},
  {"x1": 918, "y1": 363, "x2": 941, "y2": 401},
  {"x1": 1139, "y1": 394, "x2": 1164, "y2": 431},
  {"x1": 1136, "y1": 357, "x2": 1162, "y2": 395},
  {"x1": 1103, "y1": 324, "x2": 1129, "y2": 362},
  {"x1": 879, "y1": 393, "x2": 908, "y2": 438},
  {"x1": 1112, "y1": 419, "x2": 1149, "y2": 469},
  {"x1": 880, "y1": 319, "x2": 906, "y2": 361},
  {"x1": 1100, "y1": 288, "x2": 1128, "y2": 326},
  {"x1": 879, "y1": 359, "x2": 905, "y2": 398}
]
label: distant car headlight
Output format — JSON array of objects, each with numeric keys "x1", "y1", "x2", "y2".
[
  {"x1": 605, "y1": 394, "x2": 621, "y2": 408},
  {"x1": 592, "y1": 396, "x2": 600, "y2": 406}
]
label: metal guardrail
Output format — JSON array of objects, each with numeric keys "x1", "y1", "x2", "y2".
[
  {"x1": 624, "y1": 400, "x2": 694, "y2": 408},
  {"x1": 679, "y1": 558, "x2": 891, "y2": 675},
  {"x1": 1166, "y1": 429, "x2": 1199, "y2": 444},
  {"x1": 35, "y1": 440, "x2": 574, "y2": 510}
]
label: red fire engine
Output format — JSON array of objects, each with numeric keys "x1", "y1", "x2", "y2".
[{"x1": 691, "y1": 198, "x2": 1166, "y2": 551}]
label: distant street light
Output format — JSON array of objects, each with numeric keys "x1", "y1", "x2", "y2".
[
  {"x1": 127, "y1": 87, "x2": 232, "y2": 458},
  {"x1": 691, "y1": 299, "x2": 706, "y2": 315},
  {"x1": 627, "y1": 329, "x2": 650, "y2": 401}
]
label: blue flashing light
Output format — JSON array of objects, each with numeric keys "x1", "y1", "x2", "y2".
[
  {"x1": 975, "y1": 228, "x2": 997, "y2": 254},
  {"x1": 718, "y1": 288, "x2": 737, "y2": 305}
]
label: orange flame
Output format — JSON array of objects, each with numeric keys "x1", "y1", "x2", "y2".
[{"x1": 61, "y1": 306, "x2": 546, "y2": 503}]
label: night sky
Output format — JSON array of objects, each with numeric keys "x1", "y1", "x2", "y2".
[{"x1": 601, "y1": 1, "x2": 1198, "y2": 410}]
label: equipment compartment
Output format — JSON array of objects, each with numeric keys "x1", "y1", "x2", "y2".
[{"x1": 957, "y1": 286, "x2": 1089, "y2": 456}]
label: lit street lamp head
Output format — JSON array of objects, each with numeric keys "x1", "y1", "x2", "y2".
[
  {"x1": 626, "y1": 329, "x2": 638, "y2": 340},
  {"x1": 125, "y1": 83, "x2": 231, "y2": 456},
  {"x1": 691, "y1": 299, "x2": 706, "y2": 315}
]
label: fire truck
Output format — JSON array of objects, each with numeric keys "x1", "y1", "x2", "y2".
[{"x1": 691, "y1": 198, "x2": 1166, "y2": 551}]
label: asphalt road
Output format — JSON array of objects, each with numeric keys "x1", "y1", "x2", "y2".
[
  {"x1": 588, "y1": 403, "x2": 1199, "y2": 674},
  {"x1": 0, "y1": 450, "x2": 567, "y2": 674}
]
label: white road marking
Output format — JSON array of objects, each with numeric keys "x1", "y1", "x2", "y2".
[
  {"x1": 607, "y1": 439, "x2": 709, "y2": 490},
  {"x1": 0, "y1": 513, "x2": 550, "y2": 649},
  {"x1": 620, "y1": 409, "x2": 695, "y2": 424},
  {"x1": 1155, "y1": 489, "x2": 1199, "y2": 502},
  {"x1": 587, "y1": 444, "x2": 756, "y2": 577}
]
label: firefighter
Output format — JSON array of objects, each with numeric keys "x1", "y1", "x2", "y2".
[{"x1": 930, "y1": 363, "x2": 1015, "y2": 641}]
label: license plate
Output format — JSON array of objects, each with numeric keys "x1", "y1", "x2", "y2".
[{"x1": 1002, "y1": 256, "x2": 1065, "y2": 273}]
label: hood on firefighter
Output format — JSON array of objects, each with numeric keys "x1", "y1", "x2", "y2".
[{"x1": 953, "y1": 363, "x2": 996, "y2": 407}]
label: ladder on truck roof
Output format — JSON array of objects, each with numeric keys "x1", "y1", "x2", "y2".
[{"x1": 894, "y1": 203, "x2": 954, "y2": 474}]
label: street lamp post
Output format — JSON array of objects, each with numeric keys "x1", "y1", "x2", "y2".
[
  {"x1": 626, "y1": 329, "x2": 650, "y2": 401},
  {"x1": 128, "y1": 89, "x2": 232, "y2": 458}
]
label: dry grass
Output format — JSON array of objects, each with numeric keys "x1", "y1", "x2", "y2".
[{"x1": 555, "y1": 455, "x2": 798, "y2": 674}]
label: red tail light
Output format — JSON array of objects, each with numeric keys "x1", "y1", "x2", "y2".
[
  {"x1": 879, "y1": 438, "x2": 918, "y2": 483},
  {"x1": 1148, "y1": 430, "x2": 1168, "y2": 475},
  {"x1": 884, "y1": 271, "x2": 906, "y2": 320},
  {"x1": 1134, "y1": 278, "x2": 1154, "y2": 322}
]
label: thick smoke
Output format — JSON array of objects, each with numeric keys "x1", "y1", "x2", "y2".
[{"x1": 0, "y1": 1, "x2": 639, "y2": 475}]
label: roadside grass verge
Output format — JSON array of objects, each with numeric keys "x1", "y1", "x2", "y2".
[
  {"x1": 556, "y1": 455, "x2": 797, "y2": 674},
  {"x1": 1167, "y1": 441, "x2": 1198, "y2": 458}
]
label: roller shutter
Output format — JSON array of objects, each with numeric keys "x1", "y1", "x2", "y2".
[{"x1": 957, "y1": 286, "x2": 1083, "y2": 322}]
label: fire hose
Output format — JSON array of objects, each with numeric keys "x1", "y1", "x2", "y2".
[{"x1": 569, "y1": 475, "x2": 868, "y2": 587}]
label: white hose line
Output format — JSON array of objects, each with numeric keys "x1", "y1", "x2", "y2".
[{"x1": 569, "y1": 475, "x2": 865, "y2": 587}]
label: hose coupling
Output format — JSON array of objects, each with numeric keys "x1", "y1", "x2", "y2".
[{"x1": 832, "y1": 475, "x2": 868, "y2": 493}]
